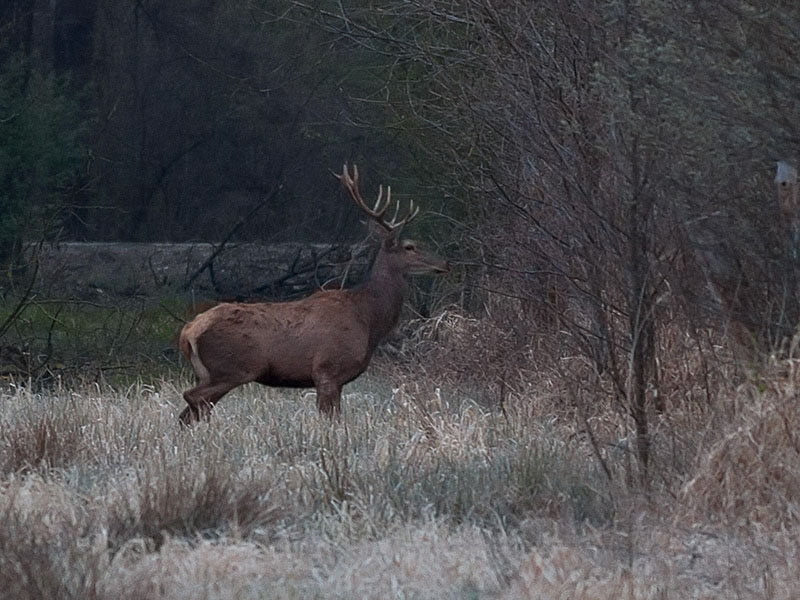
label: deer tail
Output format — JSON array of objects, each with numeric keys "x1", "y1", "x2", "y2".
[
  {"x1": 180, "y1": 327, "x2": 211, "y2": 382},
  {"x1": 179, "y1": 330, "x2": 192, "y2": 361}
]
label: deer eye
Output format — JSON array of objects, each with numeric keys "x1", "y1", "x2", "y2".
[{"x1": 403, "y1": 242, "x2": 416, "y2": 251}]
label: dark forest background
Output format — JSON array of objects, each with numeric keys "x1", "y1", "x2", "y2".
[
  {"x1": 0, "y1": 0, "x2": 454, "y2": 248},
  {"x1": 1, "y1": 0, "x2": 800, "y2": 476}
]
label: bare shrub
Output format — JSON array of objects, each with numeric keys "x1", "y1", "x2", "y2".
[
  {"x1": 391, "y1": 293, "x2": 737, "y2": 491},
  {"x1": 319, "y1": 0, "x2": 800, "y2": 488},
  {"x1": 680, "y1": 359, "x2": 800, "y2": 529},
  {"x1": 395, "y1": 305, "x2": 542, "y2": 404}
]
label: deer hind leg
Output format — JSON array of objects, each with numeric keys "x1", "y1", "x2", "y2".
[
  {"x1": 179, "y1": 380, "x2": 239, "y2": 426},
  {"x1": 313, "y1": 376, "x2": 342, "y2": 419}
]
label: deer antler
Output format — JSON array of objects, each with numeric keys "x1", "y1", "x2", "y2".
[{"x1": 336, "y1": 164, "x2": 419, "y2": 232}]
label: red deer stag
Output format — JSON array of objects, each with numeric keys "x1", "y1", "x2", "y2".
[{"x1": 178, "y1": 164, "x2": 448, "y2": 424}]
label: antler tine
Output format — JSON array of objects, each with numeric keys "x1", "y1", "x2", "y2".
[
  {"x1": 390, "y1": 198, "x2": 400, "y2": 225},
  {"x1": 383, "y1": 198, "x2": 420, "y2": 231},
  {"x1": 405, "y1": 200, "x2": 420, "y2": 225},
  {"x1": 372, "y1": 184, "x2": 390, "y2": 218},
  {"x1": 336, "y1": 163, "x2": 420, "y2": 232},
  {"x1": 408, "y1": 201, "x2": 420, "y2": 222},
  {"x1": 337, "y1": 163, "x2": 391, "y2": 221}
]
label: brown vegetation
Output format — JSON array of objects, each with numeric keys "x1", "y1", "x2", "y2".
[{"x1": 2, "y1": 334, "x2": 800, "y2": 598}]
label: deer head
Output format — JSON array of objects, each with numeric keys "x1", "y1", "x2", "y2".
[{"x1": 336, "y1": 163, "x2": 448, "y2": 278}]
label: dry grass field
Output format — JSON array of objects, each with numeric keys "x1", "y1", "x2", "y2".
[{"x1": 1, "y1": 351, "x2": 800, "y2": 599}]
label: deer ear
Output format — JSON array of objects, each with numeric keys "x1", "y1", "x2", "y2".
[
  {"x1": 366, "y1": 219, "x2": 400, "y2": 246},
  {"x1": 382, "y1": 228, "x2": 400, "y2": 249}
]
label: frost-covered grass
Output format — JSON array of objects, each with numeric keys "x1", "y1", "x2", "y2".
[{"x1": 1, "y1": 370, "x2": 799, "y2": 599}]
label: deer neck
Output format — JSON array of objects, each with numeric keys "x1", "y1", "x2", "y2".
[{"x1": 358, "y1": 250, "x2": 407, "y2": 348}]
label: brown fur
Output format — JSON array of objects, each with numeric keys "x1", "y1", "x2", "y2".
[{"x1": 178, "y1": 166, "x2": 448, "y2": 425}]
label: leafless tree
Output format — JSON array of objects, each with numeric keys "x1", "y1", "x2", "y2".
[{"x1": 315, "y1": 0, "x2": 800, "y2": 482}]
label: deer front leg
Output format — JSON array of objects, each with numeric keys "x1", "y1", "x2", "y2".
[
  {"x1": 313, "y1": 376, "x2": 342, "y2": 418},
  {"x1": 178, "y1": 404, "x2": 202, "y2": 426}
]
